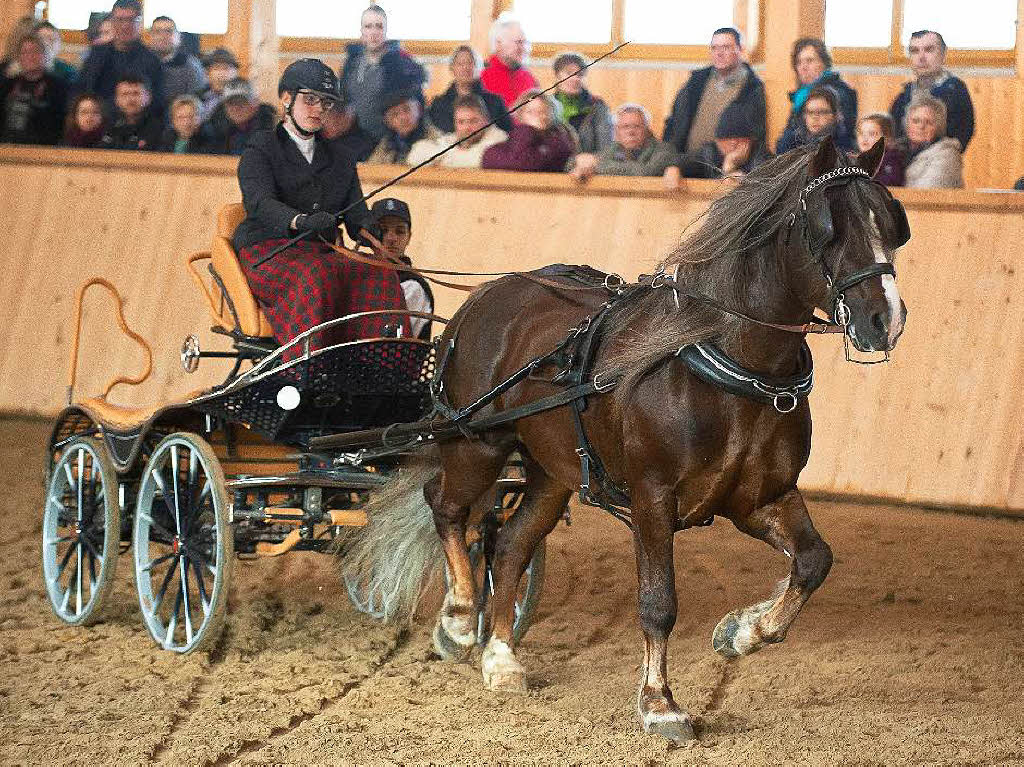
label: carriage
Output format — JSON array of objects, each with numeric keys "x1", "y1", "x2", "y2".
[{"x1": 42, "y1": 203, "x2": 546, "y2": 654}]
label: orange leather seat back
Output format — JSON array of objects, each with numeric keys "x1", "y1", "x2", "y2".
[{"x1": 208, "y1": 203, "x2": 273, "y2": 338}]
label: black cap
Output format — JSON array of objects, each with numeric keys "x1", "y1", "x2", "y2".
[
  {"x1": 714, "y1": 103, "x2": 756, "y2": 139},
  {"x1": 382, "y1": 89, "x2": 422, "y2": 113},
  {"x1": 369, "y1": 198, "x2": 411, "y2": 226},
  {"x1": 202, "y1": 47, "x2": 239, "y2": 69},
  {"x1": 278, "y1": 58, "x2": 340, "y2": 100}
]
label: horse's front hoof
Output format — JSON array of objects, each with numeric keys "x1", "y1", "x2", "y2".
[
  {"x1": 712, "y1": 612, "x2": 743, "y2": 657},
  {"x1": 433, "y1": 620, "x2": 475, "y2": 661},
  {"x1": 482, "y1": 637, "x2": 527, "y2": 693},
  {"x1": 645, "y1": 713, "x2": 695, "y2": 744}
]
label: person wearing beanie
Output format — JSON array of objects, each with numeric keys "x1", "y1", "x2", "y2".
[
  {"x1": 366, "y1": 90, "x2": 442, "y2": 165},
  {"x1": 680, "y1": 101, "x2": 772, "y2": 179}
]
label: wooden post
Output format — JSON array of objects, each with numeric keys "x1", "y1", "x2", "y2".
[
  {"x1": 469, "y1": 0, "x2": 496, "y2": 55},
  {"x1": 1016, "y1": 0, "x2": 1024, "y2": 79},
  {"x1": 225, "y1": 0, "x2": 279, "y2": 105},
  {"x1": 762, "y1": 0, "x2": 825, "y2": 144}
]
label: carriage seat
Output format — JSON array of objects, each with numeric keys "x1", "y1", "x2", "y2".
[{"x1": 202, "y1": 203, "x2": 274, "y2": 338}]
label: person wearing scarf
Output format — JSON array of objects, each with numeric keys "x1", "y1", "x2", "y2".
[
  {"x1": 776, "y1": 37, "x2": 857, "y2": 153},
  {"x1": 367, "y1": 91, "x2": 442, "y2": 165}
]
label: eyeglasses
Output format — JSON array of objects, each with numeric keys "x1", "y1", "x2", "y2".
[
  {"x1": 804, "y1": 108, "x2": 835, "y2": 118},
  {"x1": 297, "y1": 91, "x2": 334, "y2": 109}
]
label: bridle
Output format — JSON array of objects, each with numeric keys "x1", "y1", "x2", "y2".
[{"x1": 651, "y1": 162, "x2": 907, "y2": 363}]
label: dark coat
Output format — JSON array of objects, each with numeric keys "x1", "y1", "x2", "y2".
[
  {"x1": 233, "y1": 123, "x2": 371, "y2": 252},
  {"x1": 0, "y1": 73, "x2": 68, "y2": 145},
  {"x1": 428, "y1": 80, "x2": 512, "y2": 134},
  {"x1": 680, "y1": 140, "x2": 773, "y2": 179},
  {"x1": 74, "y1": 40, "x2": 166, "y2": 113},
  {"x1": 339, "y1": 40, "x2": 427, "y2": 139},
  {"x1": 155, "y1": 126, "x2": 204, "y2": 153},
  {"x1": 334, "y1": 119, "x2": 377, "y2": 162},
  {"x1": 890, "y1": 73, "x2": 975, "y2": 151},
  {"x1": 100, "y1": 107, "x2": 164, "y2": 151},
  {"x1": 662, "y1": 63, "x2": 766, "y2": 153},
  {"x1": 198, "y1": 102, "x2": 278, "y2": 156},
  {"x1": 777, "y1": 71, "x2": 858, "y2": 153}
]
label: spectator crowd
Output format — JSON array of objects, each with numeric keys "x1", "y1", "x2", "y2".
[{"x1": 1, "y1": 1, "x2": 1006, "y2": 190}]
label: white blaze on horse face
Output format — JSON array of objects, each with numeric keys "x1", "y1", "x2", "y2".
[{"x1": 869, "y1": 210, "x2": 904, "y2": 347}]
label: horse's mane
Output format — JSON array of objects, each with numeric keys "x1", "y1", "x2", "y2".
[{"x1": 606, "y1": 147, "x2": 817, "y2": 393}]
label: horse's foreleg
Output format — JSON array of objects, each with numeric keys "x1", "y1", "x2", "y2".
[
  {"x1": 634, "y1": 502, "x2": 695, "y2": 744},
  {"x1": 427, "y1": 439, "x2": 512, "y2": 660},
  {"x1": 713, "y1": 488, "x2": 833, "y2": 658},
  {"x1": 483, "y1": 464, "x2": 570, "y2": 692}
]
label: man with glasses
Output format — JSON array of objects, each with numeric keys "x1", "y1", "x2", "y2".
[
  {"x1": 232, "y1": 59, "x2": 408, "y2": 355},
  {"x1": 148, "y1": 15, "x2": 207, "y2": 104},
  {"x1": 890, "y1": 30, "x2": 974, "y2": 152},
  {"x1": 662, "y1": 27, "x2": 766, "y2": 158},
  {"x1": 74, "y1": 0, "x2": 165, "y2": 114}
]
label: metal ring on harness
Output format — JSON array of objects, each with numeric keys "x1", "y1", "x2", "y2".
[
  {"x1": 603, "y1": 273, "x2": 625, "y2": 292},
  {"x1": 772, "y1": 391, "x2": 799, "y2": 414}
]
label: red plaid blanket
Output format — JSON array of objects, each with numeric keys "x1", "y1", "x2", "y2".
[{"x1": 238, "y1": 239, "x2": 410, "y2": 356}]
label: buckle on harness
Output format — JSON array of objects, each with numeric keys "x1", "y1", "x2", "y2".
[{"x1": 772, "y1": 391, "x2": 799, "y2": 414}]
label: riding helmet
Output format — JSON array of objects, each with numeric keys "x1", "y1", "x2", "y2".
[{"x1": 278, "y1": 58, "x2": 341, "y2": 101}]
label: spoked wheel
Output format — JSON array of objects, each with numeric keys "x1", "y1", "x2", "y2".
[
  {"x1": 133, "y1": 433, "x2": 233, "y2": 654},
  {"x1": 467, "y1": 534, "x2": 546, "y2": 646},
  {"x1": 42, "y1": 437, "x2": 120, "y2": 626}
]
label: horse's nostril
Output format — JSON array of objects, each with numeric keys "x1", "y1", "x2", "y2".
[{"x1": 871, "y1": 311, "x2": 887, "y2": 335}]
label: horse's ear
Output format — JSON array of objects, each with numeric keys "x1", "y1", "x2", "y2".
[
  {"x1": 808, "y1": 136, "x2": 838, "y2": 176},
  {"x1": 855, "y1": 137, "x2": 886, "y2": 177}
]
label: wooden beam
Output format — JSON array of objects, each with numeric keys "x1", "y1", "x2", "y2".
[
  {"x1": 469, "y1": 0, "x2": 495, "y2": 55},
  {"x1": 762, "y1": 0, "x2": 826, "y2": 145},
  {"x1": 225, "y1": 0, "x2": 280, "y2": 105},
  {"x1": 1017, "y1": 0, "x2": 1024, "y2": 79}
]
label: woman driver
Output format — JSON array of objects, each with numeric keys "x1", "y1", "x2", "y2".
[{"x1": 233, "y1": 58, "x2": 408, "y2": 352}]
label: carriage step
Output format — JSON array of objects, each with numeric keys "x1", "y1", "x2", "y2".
[{"x1": 226, "y1": 472, "x2": 387, "y2": 490}]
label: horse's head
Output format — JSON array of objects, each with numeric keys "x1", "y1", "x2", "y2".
[{"x1": 794, "y1": 138, "x2": 909, "y2": 355}]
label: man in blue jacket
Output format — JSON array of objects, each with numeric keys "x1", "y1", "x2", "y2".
[
  {"x1": 662, "y1": 27, "x2": 766, "y2": 157},
  {"x1": 339, "y1": 4, "x2": 426, "y2": 142},
  {"x1": 890, "y1": 30, "x2": 974, "y2": 151},
  {"x1": 74, "y1": 0, "x2": 165, "y2": 114}
]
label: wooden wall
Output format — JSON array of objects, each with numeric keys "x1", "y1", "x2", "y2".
[{"x1": 1, "y1": 147, "x2": 1023, "y2": 514}]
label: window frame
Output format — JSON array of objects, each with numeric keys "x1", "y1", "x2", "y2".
[
  {"x1": 46, "y1": 1, "x2": 228, "y2": 48},
  {"x1": 830, "y1": 0, "x2": 1016, "y2": 67}
]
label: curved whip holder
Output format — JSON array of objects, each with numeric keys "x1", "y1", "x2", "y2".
[{"x1": 67, "y1": 277, "x2": 154, "y2": 405}]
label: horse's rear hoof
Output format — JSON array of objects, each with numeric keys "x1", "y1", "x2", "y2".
[
  {"x1": 647, "y1": 717, "x2": 696, "y2": 744},
  {"x1": 712, "y1": 612, "x2": 747, "y2": 657},
  {"x1": 483, "y1": 669, "x2": 528, "y2": 693},
  {"x1": 433, "y1": 621, "x2": 474, "y2": 661}
]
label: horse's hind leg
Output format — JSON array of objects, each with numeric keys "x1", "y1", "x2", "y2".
[
  {"x1": 426, "y1": 435, "x2": 514, "y2": 660},
  {"x1": 483, "y1": 459, "x2": 571, "y2": 692},
  {"x1": 713, "y1": 488, "x2": 833, "y2": 658}
]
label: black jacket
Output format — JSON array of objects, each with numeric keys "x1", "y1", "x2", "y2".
[
  {"x1": 0, "y1": 73, "x2": 68, "y2": 145},
  {"x1": 662, "y1": 63, "x2": 766, "y2": 153},
  {"x1": 74, "y1": 40, "x2": 166, "y2": 114},
  {"x1": 199, "y1": 102, "x2": 277, "y2": 156},
  {"x1": 890, "y1": 73, "x2": 975, "y2": 151},
  {"x1": 427, "y1": 80, "x2": 512, "y2": 134},
  {"x1": 233, "y1": 123, "x2": 371, "y2": 252},
  {"x1": 680, "y1": 140, "x2": 773, "y2": 179},
  {"x1": 100, "y1": 108, "x2": 165, "y2": 151}
]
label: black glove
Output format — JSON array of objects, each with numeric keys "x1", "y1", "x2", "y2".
[{"x1": 296, "y1": 211, "x2": 338, "y2": 238}]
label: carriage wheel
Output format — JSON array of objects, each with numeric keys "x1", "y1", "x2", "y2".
[
  {"x1": 468, "y1": 537, "x2": 546, "y2": 646},
  {"x1": 133, "y1": 433, "x2": 233, "y2": 654},
  {"x1": 41, "y1": 437, "x2": 121, "y2": 626}
]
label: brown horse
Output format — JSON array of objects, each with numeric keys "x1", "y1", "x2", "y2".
[{"x1": 343, "y1": 138, "x2": 908, "y2": 743}]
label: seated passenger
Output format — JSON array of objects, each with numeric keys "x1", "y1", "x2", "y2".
[
  {"x1": 199, "y1": 76, "x2": 276, "y2": 155},
  {"x1": 157, "y1": 94, "x2": 203, "y2": 153},
  {"x1": 854, "y1": 112, "x2": 905, "y2": 187},
  {"x1": 367, "y1": 91, "x2": 442, "y2": 165},
  {"x1": 0, "y1": 32, "x2": 68, "y2": 145},
  {"x1": 407, "y1": 95, "x2": 507, "y2": 169},
  {"x1": 428, "y1": 45, "x2": 511, "y2": 135},
  {"x1": 103, "y1": 73, "x2": 163, "y2": 150},
  {"x1": 481, "y1": 90, "x2": 574, "y2": 172},
  {"x1": 367, "y1": 197, "x2": 434, "y2": 340},
  {"x1": 776, "y1": 38, "x2": 856, "y2": 153},
  {"x1": 233, "y1": 59, "x2": 408, "y2": 351},
  {"x1": 320, "y1": 101, "x2": 376, "y2": 161},
  {"x1": 898, "y1": 93, "x2": 963, "y2": 189},
  {"x1": 680, "y1": 102, "x2": 772, "y2": 180},
  {"x1": 551, "y1": 52, "x2": 612, "y2": 154},
  {"x1": 62, "y1": 93, "x2": 107, "y2": 148},
  {"x1": 774, "y1": 86, "x2": 841, "y2": 155},
  {"x1": 569, "y1": 104, "x2": 678, "y2": 186}
]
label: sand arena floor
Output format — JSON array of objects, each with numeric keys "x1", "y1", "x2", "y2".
[{"x1": 2, "y1": 416, "x2": 1023, "y2": 765}]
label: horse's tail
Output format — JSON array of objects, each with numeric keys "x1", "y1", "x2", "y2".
[{"x1": 338, "y1": 449, "x2": 443, "y2": 623}]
